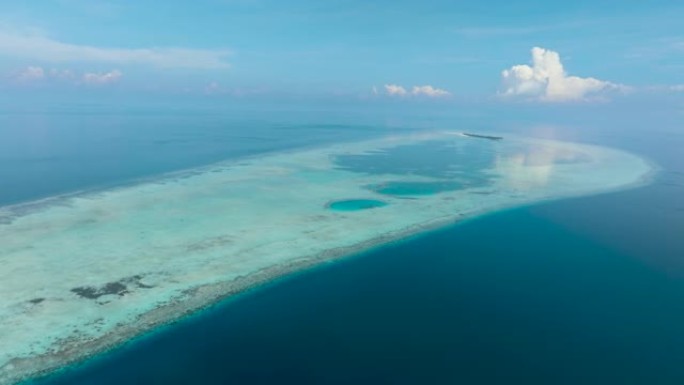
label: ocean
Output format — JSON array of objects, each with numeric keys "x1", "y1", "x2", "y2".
[{"x1": 3, "y1": 102, "x2": 683, "y2": 384}]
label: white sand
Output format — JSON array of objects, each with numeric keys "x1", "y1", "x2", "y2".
[{"x1": 0, "y1": 132, "x2": 653, "y2": 384}]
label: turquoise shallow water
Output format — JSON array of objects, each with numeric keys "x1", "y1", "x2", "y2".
[
  {"x1": 370, "y1": 180, "x2": 465, "y2": 196},
  {"x1": 4, "y1": 106, "x2": 684, "y2": 384},
  {"x1": 327, "y1": 199, "x2": 388, "y2": 211}
]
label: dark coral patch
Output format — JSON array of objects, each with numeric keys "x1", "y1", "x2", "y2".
[
  {"x1": 71, "y1": 282, "x2": 128, "y2": 299},
  {"x1": 70, "y1": 274, "x2": 156, "y2": 300},
  {"x1": 28, "y1": 298, "x2": 45, "y2": 304}
]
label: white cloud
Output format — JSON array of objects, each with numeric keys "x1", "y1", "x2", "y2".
[
  {"x1": 384, "y1": 84, "x2": 408, "y2": 96},
  {"x1": 411, "y1": 85, "x2": 451, "y2": 97},
  {"x1": 0, "y1": 30, "x2": 230, "y2": 69},
  {"x1": 15, "y1": 66, "x2": 45, "y2": 81},
  {"x1": 10, "y1": 66, "x2": 120, "y2": 85},
  {"x1": 384, "y1": 84, "x2": 451, "y2": 98},
  {"x1": 82, "y1": 70, "x2": 122, "y2": 85},
  {"x1": 669, "y1": 84, "x2": 684, "y2": 92},
  {"x1": 500, "y1": 47, "x2": 626, "y2": 102}
]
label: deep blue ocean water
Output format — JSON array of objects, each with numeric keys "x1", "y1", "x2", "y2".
[
  {"x1": 25, "y1": 202, "x2": 684, "y2": 385},
  {"x1": 0, "y1": 109, "x2": 396, "y2": 206},
  {"x1": 3, "y1": 103, "x2": 684, "y2": 384}
]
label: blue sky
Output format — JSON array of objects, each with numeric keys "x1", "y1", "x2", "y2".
[{"x1": 0, "y1": 0, "x2": 683, "y2": 103}]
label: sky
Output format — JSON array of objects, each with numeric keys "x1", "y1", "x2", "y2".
[{"x1": 0, "y1": 0, "x2": 683, "y2": 105}]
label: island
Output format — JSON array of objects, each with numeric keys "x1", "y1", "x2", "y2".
[{"x1": 462, "y1": 132, "x2": 504, "y2": 140}]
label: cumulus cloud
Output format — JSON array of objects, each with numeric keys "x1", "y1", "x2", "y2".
[
  {"x1": 411, "y1": 85, "x2": 451, "y2": 97},
  {"x1": 500, "y1": 47, "x2": 626, "y2": 102},
  {"x1": 10, "y1": 66, "x2": 121, "y2": 85},
  {"x1": 82, "y1": 69, "x2": 122, "y2": 84},
  {"x1": 15, "y1": 66, "x2": 45, "y2": 81},
  {"x1": 383, "y1": 84, "x2": 451, "y2": 98},
  {"x1": 0, "y1": 29, "x2": 230, "y2": 69},
  {"x1": 384, "y1": 84, "x2": 408, "y2": 96}
]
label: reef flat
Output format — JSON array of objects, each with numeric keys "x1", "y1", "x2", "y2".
[{"x1": 0, "y1": 132, "x2": 653, "y2": 384}]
